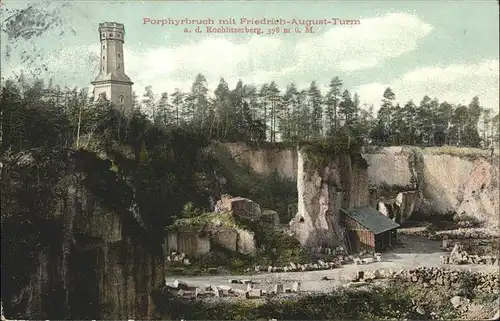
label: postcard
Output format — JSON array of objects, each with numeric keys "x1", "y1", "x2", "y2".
[{"x1": 1, "y1": 1, "x2": 499, "y2": 320}]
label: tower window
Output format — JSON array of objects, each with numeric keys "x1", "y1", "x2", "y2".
[
  {"x1": 103, "y1": 45, "x2": 105, "y2": 49},
  {"x1": 118, "y1": 53, "x2": 121, "y2": 58},
  {"x1": 103, "y1": 56, "x2": 105, "y2": 60},
  {"x1": 117, "y1": 63, "x2": 121, "y2": 70},
  {"x1": 118, "y1": 95, "x2": 124, "y2": 103},
  {"x1": 102, "y1": 66, "x2": 104, "y2": 71}
]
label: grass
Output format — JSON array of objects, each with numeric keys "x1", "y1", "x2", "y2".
[{"x1": 166, "y1": 211, "x2": 237, "y2": 232}]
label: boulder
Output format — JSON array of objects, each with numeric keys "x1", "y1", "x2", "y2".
[
  {"x1": 233, "y1": 289, "x2": 250, "y2": 299},
  {"x1": 273, "y1": 283, "x2": 284, "y2": 294},
  {"x1": 292, "y1": 281, "x2": 301, "y2": 293},
  {"x1": 174, "y1": 280, "x2": 189, "y2": 290},
  {"x1": 217, "y1": 285, "x2": 232, "y2": 293},
  {"x1": 450, "y1": 296, "x2": 470, "y2": 308},
  {"x1": 248, "y1": 289, "x2": 263, "y2": 298}
]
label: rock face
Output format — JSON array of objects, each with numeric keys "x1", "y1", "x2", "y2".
[
  {"x1": 224, "y1": 143, "x2": 499, "y2": 228},
  {"x1": 2, "y1": 182, "x2": 164, "y2": 320},
  {"x1": 224, "y1": 142, "x2": 298, "y2": 180},
  {"x1": 290, "y1": 148, "x2": 370, "y2": 248},
  {"x1": 364, "y1": 146, "x2": 499, "y2": 229}
]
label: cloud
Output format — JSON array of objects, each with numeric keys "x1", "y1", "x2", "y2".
[
  {"x1": 295, "y1": 13, "x2": 433, "y2": 73},
  {"x1": 354, "y1": 59, "x2": 500, "y2": 111},
  {"x1": 123, "y1": 35, "x2": 289, "y2": 95}
]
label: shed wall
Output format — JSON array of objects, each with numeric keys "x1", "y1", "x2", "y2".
[{"x1": 343, "y1": 215, "x2": 375, "y2": 252}]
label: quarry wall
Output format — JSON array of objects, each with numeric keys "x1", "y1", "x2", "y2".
[
  {"x1": 223, "y1": 143, "x2": 499, "y2": 230},
  {"x1": 289, "y1": 148, "x2": 370, "y2": 248}
]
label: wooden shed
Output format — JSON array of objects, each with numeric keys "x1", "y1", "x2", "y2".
[{"x1": 340, "y1": 206, "x2": 400, "y2": 253}]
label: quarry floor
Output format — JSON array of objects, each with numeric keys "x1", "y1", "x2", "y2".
[{"x1": 165, "y1": 235, "x2": 499, "y2": 294}]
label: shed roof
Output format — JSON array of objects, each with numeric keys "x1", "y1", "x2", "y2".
[{"x1": 341, "y1": 206, "x2": 400, "y2": 235}]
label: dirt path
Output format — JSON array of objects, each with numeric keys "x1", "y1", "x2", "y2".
[{"x1": 164, "y1": 236, "x2": 498, "y2": 293}]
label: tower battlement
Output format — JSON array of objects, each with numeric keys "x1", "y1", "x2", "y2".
[{"x1": 99, "y1": 22, "x2": 125, "y2": 42}]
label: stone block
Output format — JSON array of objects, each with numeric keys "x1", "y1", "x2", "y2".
[
  {"x1": 217, "y1": 285, "x2": 232, "y2": 293},
  {"x1": 174, "y1": 280, "x2": 189, "y2": 290},
  {"x1": 211, "y1": 285, "x2": 222, "y2": 297},
  {"x1": 233, "y1": 289, "x2": 250, "y2": 299},
  {"x1": 362, "y1": 257, "x2": 374, "y2": 264},
  {"x1": 248, "y1": 289, "x2": 263, "y2": 298},
  {"x1": 273, "y1": 283, "x2": 284, "y2": 294}
]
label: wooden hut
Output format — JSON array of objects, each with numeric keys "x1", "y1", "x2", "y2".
[{"x1": 340, "y1": 206, "x2": 400, "y2": 253}]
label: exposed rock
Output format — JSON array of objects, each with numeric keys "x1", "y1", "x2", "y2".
[
  {"x1": 416, "y1": 306, "x2": 426, "y2": 315},
  {"x1": 451, "y1": 296, "x2": 470, "y2": 309},
  {"x1": 261, "y1": 209, "x2": 280, "y2": 226},
  {"x1": 248, "y1": 289, "x2": 263, "y2": 298},
  {"x1": 173, "y1": 280, "x2": 189, "y2": 290},
  {"x1": 364, "y1": 147, "x2": 499, "y2": 229},
  {"x1": 233, "y1": 289, "x2": 249, "y2": 299},
  {"x1": 290, "y1": 148, "x2": 369, "y2": 248},
  {"x1": 273, "y1": 283, "x2": 284, "y2": 294}
]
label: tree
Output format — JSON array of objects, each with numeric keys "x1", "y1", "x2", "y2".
[
  {"x1": 141, "y1": 86, "x2": 157, "y2": 121},
  {"x1": 188, "y1": 74, "x2": 209, "y2": 131},
  {"x1": 307, "y1": 81, "x2": 323, "y2": 140},
  {"x1": 481, "y1": 108, "x2": 493, "y2": 148},
  {"x1": 257, "y1": 84, "x2": 270, "y2": 141},
  {"x1": 372, "y1": 87, "x2": 396, "y2": 145},
  {"x1": 325, "y1": 77, "x2": 342, "y2": 135},
  {"x1": 171, "y1": 89, "x2": 184, "y2": 127},
  {"x1": 282, "y1": 83, "x2": 300, "y2": 142},
  {"x1": 491, "y1": 113, "x2": 499, "y2": 149},
  {"x1": 155, "y1": 92, "x2": 172, "y2": 126},
  {"x1": 213, "y1": 78, "x2": 231, "y2": 139},
  {"x1": 267, "y1": 82, "x2": 281, "y2": 142}
]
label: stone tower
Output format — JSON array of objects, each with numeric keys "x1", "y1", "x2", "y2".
[{"x1": 91, "y1": 22, "x2": 133, "y2": 115}]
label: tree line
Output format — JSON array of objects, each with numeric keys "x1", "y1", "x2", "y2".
[
  {"x1": 134, "y1": 74, "x2": 499, "y2": 148},
  {"x1": 1, "y1": 73, "x2": 498, "y2": 150}
]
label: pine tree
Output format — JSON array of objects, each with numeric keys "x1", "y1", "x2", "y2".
[
  {"x1": 156, "y1": 92, "x2": 172, "y2": 126},
  {"x1": 171, "y1": 88, "x2": 184, "y2": 126},
  {"x1": 190, "y1": 73, "x2": 209, "y2": 131},
  {"x1": 325, "y1": 76, "x2": 343, "y2": 135},
  {"x1": 307, "y1": 81, "x2": 323, "y2": 141},
  {"x1": 141, "y1": 86, "x2": 157, "y2": 121},
  {"x1": 267, "y1": 81, "x2": 281, "y2": 142},
  {"x1": 214, "y1": 78, "x2": 231, "y2": 140},
  {"x1": 282, "y1": 83, "x2": 300, "y2": 142}
]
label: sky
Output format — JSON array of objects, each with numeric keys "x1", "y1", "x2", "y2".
[{"x1": 1, "y1": 0, "x2": 499, "y2": 112}]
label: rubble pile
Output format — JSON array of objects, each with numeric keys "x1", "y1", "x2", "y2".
[
  {"x1": 249, "y1": 253, "x2": 382, "y2": 274},
  {"x1": 250, "y1": 259, "x2": 345, "y2": 273},
  {"x1": 428, "y1": 228, "x2": 495, "y2": 240},
  {"x1": 349, "y1": 267, "x2": 498, "y2": 294},
  {"x1": 393, "y1": 267, "x2": 499, "y2": 293},
  {"x1": 165, "y1": 252, "x2": 191, "y2": 265},
  {"x1": 440, "y1": 244, "x2": 499, "y2": 266},
  {"x1": 163, "y1": 279, "x2": 301, "y2": 300}
]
